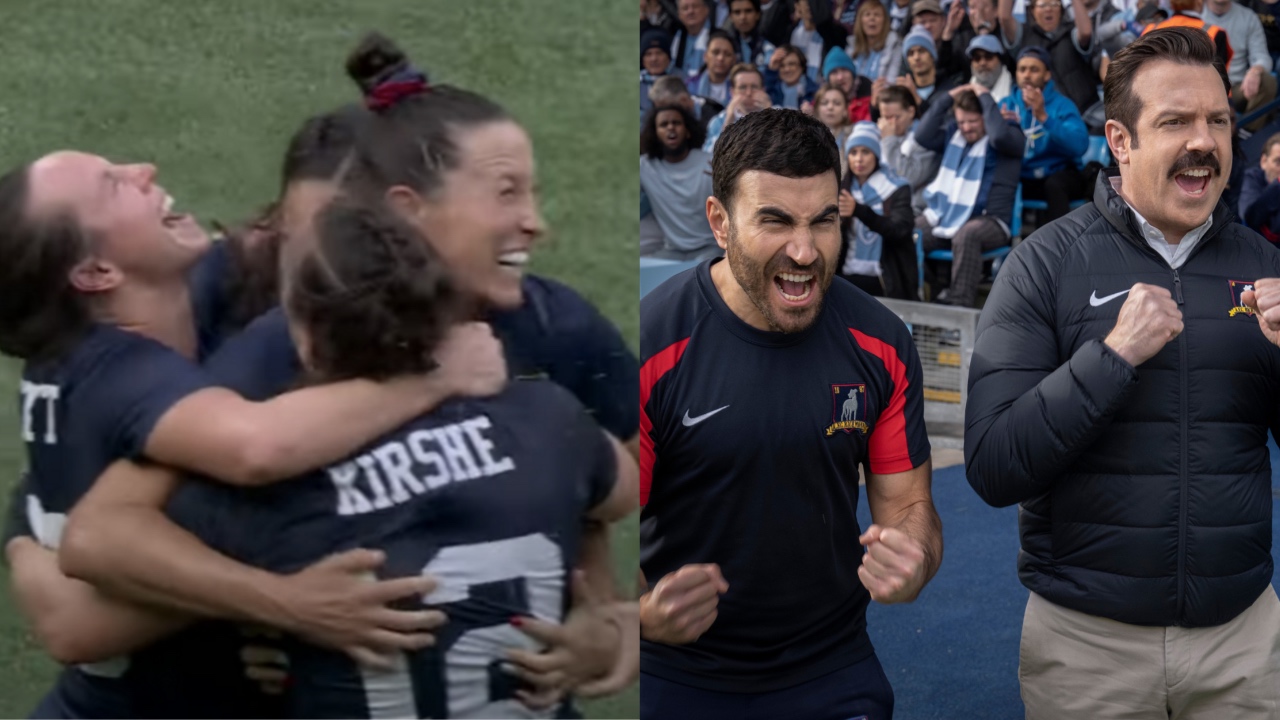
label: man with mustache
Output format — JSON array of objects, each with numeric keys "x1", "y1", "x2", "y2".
[
  {"x1": 966, "y1": 27, "x2": 1280, "y2": 717},
  {"x1": 638, "y1": 108, "x2": 940, "y2": 720}
]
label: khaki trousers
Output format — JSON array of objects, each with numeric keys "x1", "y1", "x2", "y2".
[{"x1": 1019, "y1": 587, "x2": 1280, "y2": 719}]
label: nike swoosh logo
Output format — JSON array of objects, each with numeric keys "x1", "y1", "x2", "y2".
[
  {"x1": 1089, "y1": 289, "x2": 1131, "y2": 307},
  {"x1": 682, "y1": 405, "x2": 730, "y2": 427}
]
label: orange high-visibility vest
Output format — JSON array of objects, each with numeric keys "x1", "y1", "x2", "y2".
[{"x1": 1142, "y1": 14, "x2": 1234, "y2": 69}]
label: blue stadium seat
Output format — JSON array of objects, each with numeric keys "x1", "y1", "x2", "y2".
[{"x1": 1079, "y1": 134, "x2": 1111, "y2": 169}]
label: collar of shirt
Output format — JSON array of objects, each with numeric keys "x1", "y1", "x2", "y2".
[{"x1": 1109, "y1": 175, "x2": 1212, "y2": 268}]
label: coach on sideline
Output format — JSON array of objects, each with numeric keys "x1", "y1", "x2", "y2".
[
  {"x1": 966, "y1": 27, "x2": 1280, "y2": 717},
  {"x1": 638, "y1": 108, "x2": 940, "y2": 720}
]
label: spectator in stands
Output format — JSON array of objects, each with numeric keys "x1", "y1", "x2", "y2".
[
  {"x1": 824, "y1": 47, "x2": 877, "y2": 121},
  {"x1": 1204, "y1": 0, "x2": 1277, "y2": 130},
  {"x1": 1239, "y1": 131, "x2": 1280, "y2": 244},
  {"x1": 704, "y1": 63, "x2": 773, "y2": 152},
  {"x1": 913, "y1": 0, "x2": 949, "y2": 42},
  {"x1": 790, "y1": 0, "x2": 851, "y2": 83},
  {"x1": 1237, "y1": 0, "x2": 1280, "y2": 65},
  {"x1": 1000, "y1": 46, "x2": 1089, "y2": 221},
  {"x1": 900, "y1": 26, "x2": 963, "y2": 116},
  {"x1": 815, "y1": 84, "x2": 857, "y2": 162},
  {"x1": 1079, "y1": 0, "x2": 1137, "y2": 61},
  {"x1": 969, "y1": 33, "x2": 1016, "y2": 101},
  {"x1": 651, "y1": 75, "x2": 725, "y2": 131},
  {"x1": 999, "y1": 0, "x2": 1101, "y2": 115},
  {"x1": 725, "y1": 0, "x2": 778, "y2": 67},
  {"x1": 643, "y1": 0, "x2": 680, "y2": 35},
  {"x1": 687, "y1": 29, "x2": 739, "y2": 105},
  {"x1": 941, "y1": 0, "x2": 982, "y2": 79},
  {"x1": 838, "y1": 123, "x2": 919, "y2": 298},
  {"x1": 757, "y1": 0, "x2": 801, "y2": 46},
  {"x1": 916, "y1": 84, "x2": 1025, "y2": 306},
  {"x1": 890, "y1": 0, "x2": 915, "y2": 36},
  {"x1": 879, "y1": 85, "x2": 943, "y2": 211},
  {"x1": 851, "y1": 0, "x2": 904, "y2": 81},
  {"x1": 640, "y1": 105, "x2": 721, "y2": 260},
  {"x1": 766, "y1": 44, "x2": 821, "y2": 108},
  {"x1": 1141, "y1": 0, "x2": 1233, "y2": 69},
  {"x1": 672, "y1": 0, "x2": 716, "y2": 74},
  {"x1": 969, "y1": 0, "x2": 1003, "y2": 36},
  {"x1": 643, "y1": 28, "x2": 675, "y2": 124}
]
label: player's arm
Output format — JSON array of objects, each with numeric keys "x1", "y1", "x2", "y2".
[
  {"x1": 861, "y1": 460, "x2": 943, "y2": 604},
  {"x1": 60, "y1": 460, "x2": 441, "y2": 668},
  {"x1": 146, "y1": 323, "x2": 504, "y2": 486},
  {"x1": 7, "y1": 535, "x2": 189, "y2": 664}
]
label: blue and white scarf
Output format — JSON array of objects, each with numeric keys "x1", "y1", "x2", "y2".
[
  {"x1": 673, "y1": 21, "x2": 711, "y2": 74},
  {"x1": 923, "y1": 129, "x2": 988, "y2": 239},
  {"x1": 843, "y1": 167, "x2": 909, "y2": 277}
]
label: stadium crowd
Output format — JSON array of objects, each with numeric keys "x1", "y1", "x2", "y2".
[{"x1": 641, "y1": 0, "x2": 1280, "y2": 308}]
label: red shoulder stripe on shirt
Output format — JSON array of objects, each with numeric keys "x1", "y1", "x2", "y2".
[
  {"x1": 850, "y1": 329, "x2": 914, "y2": 475},
  {"x1": 639, "y1": 338, "x2": 691, "y2": 506}
]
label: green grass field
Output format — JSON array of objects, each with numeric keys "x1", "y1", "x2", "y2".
[{"x1": 0, "y1": 1, "x2": 638, "y2": 717}]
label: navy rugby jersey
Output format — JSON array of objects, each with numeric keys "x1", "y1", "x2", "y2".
[
  {"x1": 169, "y1": 380, "x2": 618, "y2": 719},
  {"x1": 18, "y1": 324, "x2": 276, "y2": 719},
  {"x1": 638, "y1": 259, "x2": 930, "y2": 693},
  {"x1": 208, "y1": 274, "x2": 640, "y2": 440}
]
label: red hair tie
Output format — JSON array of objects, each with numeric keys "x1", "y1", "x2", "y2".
[{"x1": 366, "y1": 77, "x2": 430, "y2": 111}]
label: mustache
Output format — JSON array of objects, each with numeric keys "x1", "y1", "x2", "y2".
[
  {"x1": 1168, "y1": 151, "x2": 1221, "y2": 178},
  {"x1": 768, "y1": 255, "x2": 826, "y2": 279}
]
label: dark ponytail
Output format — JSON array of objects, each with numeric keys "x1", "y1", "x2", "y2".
[
  {"x1": 0, "y1": 164, "x2": 95, "y2": 361},
  {"x1": 341, "y1": 31, "x2": 513, "y2": 199}
]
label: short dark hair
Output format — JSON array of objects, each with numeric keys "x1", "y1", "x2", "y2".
[
  {"x1": 0, "y1": 164, "x2": 95, "y2": 361},
  {"x1": 341, "y1": 32, "x2": 513, "y2": 200},
  {"x1": 286, "y1": 199, "x2": 462, "y2": 383},
  {"x1": 707, "y1": 29, "x2": 737, "y2": 55},
  {"x1": 877, "y1": 85, "x2": 918, "y2": 114},
  {"x1": 711, "y1": 108, "x2": 840, "y2": 213},
  {"x1": 775, "y1": 44, "x2": 807, "y2": 69},
  {"x1": 1264, "y1": 132, "x2": 1280, "y2": 158},
  {"x1": 954, "y1": 89, "x2": 982, "y2": 114},
  {"x1": 1104, "y1": 26, "x2": 1229, "y2": 146},
  {"x1": 730, "y1": 0, "x2": 761, "y2": 10},
  {"x1": 642, "y1": 104, "x2": 706, "y2": 159}
]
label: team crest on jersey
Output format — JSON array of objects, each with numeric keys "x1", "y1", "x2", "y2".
[
  {"x1": 825, "y1": 383, "x2": 868, "y2": 436},
  {"x1": 1228, "y1": 279, "x2": 1258, "y2": 317}
]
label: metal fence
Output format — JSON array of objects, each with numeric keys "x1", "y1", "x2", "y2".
[{"x1": 876, "y1": 298, "x2": 981, "y2": 427}]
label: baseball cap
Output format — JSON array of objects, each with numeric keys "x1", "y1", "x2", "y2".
[
  {"x1": 967, "y1": 34, "x2": 1004, "y2": 58},
  {"x1": 913, "y1": 0, "x2": 944, "y2": 15}
]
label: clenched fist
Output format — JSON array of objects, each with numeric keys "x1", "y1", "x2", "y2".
[
  {"x1": 858, "y1": 525, "x2": 928, "y2": 604},
  {"x1": 639, "y1": 564, "x2": 728, "y2": 645},
  {"x1": 1242, "y1": 278, "x2": 1280, "y2": 345},
  {"x1": 1103, "y1": 283, "x2": 1183, "y2": 367}
]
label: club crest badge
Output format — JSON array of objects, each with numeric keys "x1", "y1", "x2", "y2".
[
  {"x1": 826, "y1": 383, "x2": 869, "y2": 436},
  {"x1": 1228, "y1": 279, "x2": 1257, "y2": 318}
]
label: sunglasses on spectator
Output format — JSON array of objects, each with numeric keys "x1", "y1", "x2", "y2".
[{"x1": 970, "y1": 50, "x2": 997, "y2": 62}]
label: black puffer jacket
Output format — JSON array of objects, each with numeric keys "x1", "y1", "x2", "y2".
[{"x1": 966, "y1": 169, "x2": 1280, "y2": 627}]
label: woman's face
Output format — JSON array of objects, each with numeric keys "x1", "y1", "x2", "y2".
[
  {"x1": 817, "y1": 90, "x2": 849, "y2": 128},
  {"x1": 860, "y1": 5, "x2": 885, "y2": 38},
  {"x1": 402, "y1": 121, "x2": 544, "y2": 311},
  {"x1": 779, "y1": 50, "x2": 805, "y2": 85}
]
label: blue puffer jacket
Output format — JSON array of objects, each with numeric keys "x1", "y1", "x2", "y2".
[
  {"x1": 966, "y1": 169, "x2": 1280, "y2": 627},
  {"x1": 999, "y1": 80, "x2": 1089, "y2": 180}
]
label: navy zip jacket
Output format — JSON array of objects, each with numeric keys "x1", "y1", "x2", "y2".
[{"x1": 966, "y1": 169, "x2": 1280, "y2": 627}]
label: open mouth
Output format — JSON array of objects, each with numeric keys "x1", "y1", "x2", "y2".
[
  {"x1": 160, "y1": 194, "x2": 192, "y2": 228},
  {"x1": 1173, "y1": 168, "x2": 1211, "y2": 198},
  {"x1": 774, "y1": 271, "x2": 815, "y2": 305},
  {"x1": 497, "y1": 250, "x2": 529, "y2": 275}
]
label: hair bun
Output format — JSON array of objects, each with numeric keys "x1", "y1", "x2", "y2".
[
  {"x1": 346, "y1": 31, "x2": 431, "y2": 109},
  {"x1": 346, "y1": 31, "x2": 410, "y2": 93}
]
